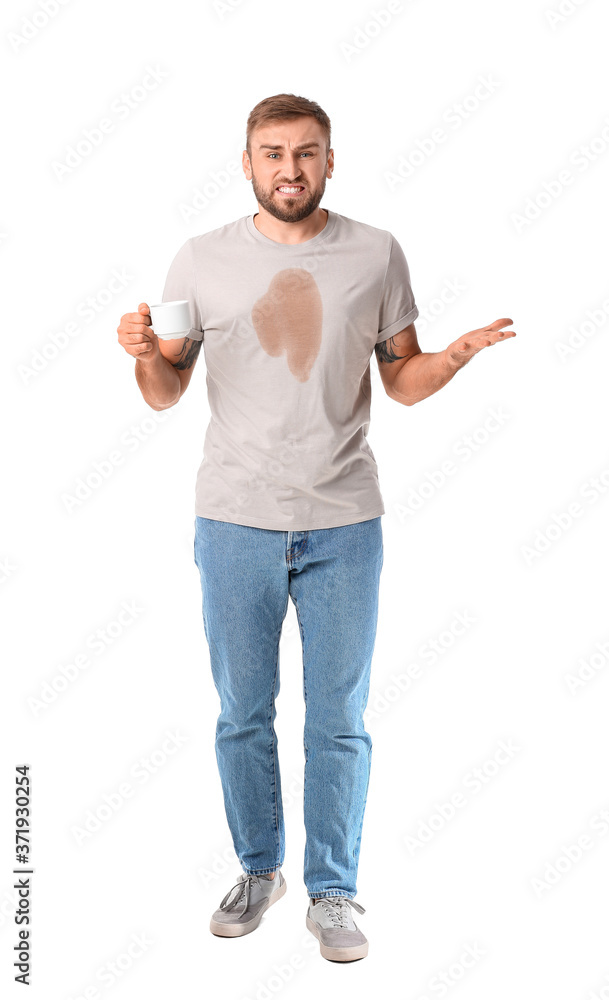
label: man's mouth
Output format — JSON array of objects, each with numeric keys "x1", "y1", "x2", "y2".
[{"x1": 276, "y1": 185, "x2": 305, "y2": 196}]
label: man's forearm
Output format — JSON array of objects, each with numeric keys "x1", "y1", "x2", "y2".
[
  {"x1": 135, "y1": 352, "x2": 181, "y2": 410},
  {"x1": 390, "y1": 349, "x2": 461, "y2": 405}
]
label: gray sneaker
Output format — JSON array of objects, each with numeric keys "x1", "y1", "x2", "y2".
[
  {"x1": 306, "y1": 896, "x2": 368, "y2": 961},
  {"x1": 210, "y1": 869, "x2": 287, "y2": 937}
]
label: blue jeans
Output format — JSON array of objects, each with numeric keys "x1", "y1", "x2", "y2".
[{"x1": 193, "y1": 515, "x2": 383, "y2": 901}]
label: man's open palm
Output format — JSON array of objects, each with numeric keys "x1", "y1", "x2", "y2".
[{"x1": 446, "y1": 318, "x2": 516, "y2": 368}]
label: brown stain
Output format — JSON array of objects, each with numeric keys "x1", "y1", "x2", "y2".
[{"x1": 251, "y1": 269, "x2": 322, "y2": 383}]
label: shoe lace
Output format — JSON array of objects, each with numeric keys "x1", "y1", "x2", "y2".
[
  {"x1": 219, "y1": 873, "x2": 266, "y2": 920},
  {"x1": 317, "y1": 896, "x2": 365, "y2": 927}
]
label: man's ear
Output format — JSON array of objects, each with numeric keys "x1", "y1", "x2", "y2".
[{"x1": 242, "y1": 149, "x2": 252, "y2": 180}]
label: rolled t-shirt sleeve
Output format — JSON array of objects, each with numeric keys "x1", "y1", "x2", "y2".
[
  {"x1": 161, "y1": 238, "x2": 204, "y2": 342},
  {"x1": 376, "y1": 233, "x2": 419, "y2": 344}
]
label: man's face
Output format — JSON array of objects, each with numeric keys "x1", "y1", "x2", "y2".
[{"x1": 243, "y1": 118, "x2": 333, "y2": 223}]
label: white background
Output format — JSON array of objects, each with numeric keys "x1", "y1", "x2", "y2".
[{"x1": 3, "y1": 0, "x2": 609, "y2": 996}]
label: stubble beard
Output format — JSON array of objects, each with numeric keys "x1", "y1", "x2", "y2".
[{"x1": 251, "y1": 171, "x2": 327, "y2": 223}]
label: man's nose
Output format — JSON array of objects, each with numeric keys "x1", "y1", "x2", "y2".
[{"x1": 282, "y1": 157, "x2": 304, "y2": 177}]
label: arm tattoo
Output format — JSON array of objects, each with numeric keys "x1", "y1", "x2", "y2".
[
  {"x1": 170, "y1": 337, "x2": 203, "y2": 371},
  {"x1": 375, "y1": 336, "x2": 407, "y2": 364}
]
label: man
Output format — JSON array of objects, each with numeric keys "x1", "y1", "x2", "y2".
[{"x1": 117, "y1": 93, "x2": 516, "y2": 963}]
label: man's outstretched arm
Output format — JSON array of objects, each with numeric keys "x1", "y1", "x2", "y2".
[{"x1": 375, "y1": 318, "x2": 517, "y2": 406}]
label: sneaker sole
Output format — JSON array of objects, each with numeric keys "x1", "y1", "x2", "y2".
[
  {"x1": 305, "y1": 914, "x2": 369, "y2": 962},
  {"x1": 210, "y1": 877, "x2": 287, "y2": 937}
]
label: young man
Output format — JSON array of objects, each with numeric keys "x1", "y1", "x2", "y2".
[{"x1": 117, "y1": 93, "x2": 515, "y2": 963}]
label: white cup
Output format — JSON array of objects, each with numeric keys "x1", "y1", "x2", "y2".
[{"x1": 149, "y1": 300, "x2": 191, "y2": 339}]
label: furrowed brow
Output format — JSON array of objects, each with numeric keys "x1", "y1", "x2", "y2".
[{"x1": 257, "y1": 142, "x2": 321, "y2": 151}]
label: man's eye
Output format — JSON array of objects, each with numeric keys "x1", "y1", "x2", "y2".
[{"x1": 267, "y1": 152, "x2": 312, "y2": 158}]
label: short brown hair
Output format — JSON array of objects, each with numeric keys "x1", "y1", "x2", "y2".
[{"x1": 246, "y1": 93, "x2": 331, "y2": 160}]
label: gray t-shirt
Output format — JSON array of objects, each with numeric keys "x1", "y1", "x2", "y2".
[{"x1": 161, "y1": 208, "x2": 418, "y2": 530}]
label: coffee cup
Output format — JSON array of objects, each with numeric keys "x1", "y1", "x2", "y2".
[{"x1": 149, "y1": 300, "x2": 191, "y2": 340}]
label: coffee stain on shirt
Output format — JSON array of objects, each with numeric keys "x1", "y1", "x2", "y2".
[{"x1": 251, "y1": 268, "x2": 322, "y2": 383}]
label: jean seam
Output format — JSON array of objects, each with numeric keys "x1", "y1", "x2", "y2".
[
  {"x1": 293, "y1": 592, "x2": 307, "y2": 735},
  {"x1": 269, "y1": 629, "x2": 282, "y2": 867},
  {"x1": 352, "y1": 744, "x2": 373, "y2": 870},
  {"x1": 292, "y1": 593, "x2": 309, "y2": 868}
]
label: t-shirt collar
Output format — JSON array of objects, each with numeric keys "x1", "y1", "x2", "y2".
[{"x1": 246, "y1": 208, "x2": 337, "y2": 248}]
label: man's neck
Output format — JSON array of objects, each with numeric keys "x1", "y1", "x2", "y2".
[{"x1": 252, "y1": 207, "x2": 328, "y2": 245}]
